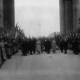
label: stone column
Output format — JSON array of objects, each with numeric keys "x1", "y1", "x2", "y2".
[
  {"x1": 73, "y1": 0, "x2": 80, "y2": 30},
  {"x1": 59, "y1": 0, "x2": 65, "y2": 35},
  {"x1": 72, "y1": 0, "x2": 77, "y2": 30},
  {"x1": 3, "y1": 0, "x2": 15, "y2": 29},
  {"x1": 7, "y1": 0, "x2": 15, "y2": 27},
  {"x1": 0, "y1": 0, "x2": 3, "y2": 28},
  {"x1": 64, "y1": 0, "x2": 73, "y2": 34},
  {"x1": 11, "y1": 0, "x2": 15, "y2": 27},
  {"x1": 60, "y1": 0, "x2": 73, "y2": 35},
  {"x1": 3, "y1": 0, "x2": 8, "y2": 28}
]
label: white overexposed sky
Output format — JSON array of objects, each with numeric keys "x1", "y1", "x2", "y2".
[{"x1": 15, "y1": 0, "x2": 60, "y2": 37}]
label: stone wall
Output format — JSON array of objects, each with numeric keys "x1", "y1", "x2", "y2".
[
  {"x1": 0, "y1": 0, "x2": 3, "y2": 28},
  {"x1": 3, "y1": 0, "x2": 15, "y2": 29},
  {"x1": 73, "y1": 0, "x2": 80, "y2": 30},
  {"x1": 0, "y1": 0, "x2": 15, "y2": 29},
  {"x1": 64, "y1": 0, "x2": 73, "y2": 34},
  {"x1": 60, "y1": 0, "x2": 80, "y2": 35},
  {"x1": 60, "y1": 0, "x2": 73, "y2": 35},
  {"x1": 59, "y1": 0, "x2": 65, "y2": 35}
]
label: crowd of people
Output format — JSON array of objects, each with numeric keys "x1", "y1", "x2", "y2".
[
  {"x1": 0, "y1": 36, "x2": 22, "y2": 67},
  {"x1": 0, "y1": 31, "x2": 80, "y2": 68},
  {"x1": 21, "y1": 32, "x2": 80, "y2": 56},
  {"x1": 0, "y1": 24, "x2": 26, "y2": 67}
]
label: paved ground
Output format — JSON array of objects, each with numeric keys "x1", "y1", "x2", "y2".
[{"x1": 0, "y1": 50, "x2": 80, "y2": 80}]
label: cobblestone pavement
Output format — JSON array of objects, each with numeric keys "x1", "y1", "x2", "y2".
[{"x1": 0, "y1": 50, "x2": 80, "y2": 80}]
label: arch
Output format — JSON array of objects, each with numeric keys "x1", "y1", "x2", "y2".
[{"x1": 0, "y1": 0, "x2": 80, "y2": 35}]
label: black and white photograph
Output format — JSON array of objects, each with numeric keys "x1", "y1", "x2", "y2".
[{"x1": 0, "y1": 0, "x2": 80, "y2": 80}]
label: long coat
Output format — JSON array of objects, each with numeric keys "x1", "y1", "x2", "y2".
[
  {"x1": 36, "y1": 40, "x2": 41, "y2": 52},
  {"x1": 52, "y1": 40, "x2": 56, "y2": 51},
  {"x1": 0, "y1": 42, "x2": 7, "y2": 60}
]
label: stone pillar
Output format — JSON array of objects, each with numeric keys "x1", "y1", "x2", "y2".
[
  {"x1": 7, "y1": 0, "x2": 15, "y2": 27},
  {"x1": 72, "y1": 0, "x2": 77, "y2": 30},
  {"x1": 11, "y1": 0, "x2": 15, "y2": 27},
  {"x1": 3, "y1": 0, "x2": 15, "y2": 29},
  {"x1": 3, "y1": 0, "x2": 8, "y2": 28},
  {"x1": 59, "y1": 0, "x2": 65, "y2": 35},
  {"x1": 73, "y1": 0, "x2": 80, "y2": 30},
  {"x1": 60, "y1": 0, "x2": 73, "y2": 35},
  {"x1": 64, "y1": 0, "x2": 73, "y2": 34},
  {"x1": 0, "y1": 0, "x2": 3, "y2": 28}
]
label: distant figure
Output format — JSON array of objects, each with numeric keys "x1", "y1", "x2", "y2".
[
  {"x1": 21, "y1": 39, "x2": 28, "y2": 56},
  {"x1": 32, "y1": 38, "x2": 36, "y2": 54},
  {"x1": 60, "y1": 38, "x2": 64, "y2": 53},
  {"x1": 35, "y1": 40, "x2": 41, "y2": 54},
  {"x1": 73, "y1": 38, "x2": 78, "y2": 55},
  {"x1": 0, "y1": 40, "x2": 7, "y2": 61},
  {"x1": 44, "y1": 39, "x2": 51, "y2": 54},
  {"x1": 63, "y1": 38, "x2": 68, "y2": 54},
  {"x1": 52, "y1": 39, "x2": 56, "y2": 53}
]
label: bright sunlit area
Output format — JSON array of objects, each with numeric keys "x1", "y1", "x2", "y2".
[{"x1": 15, "y1": 0, "x2": 60, "y2": 37}]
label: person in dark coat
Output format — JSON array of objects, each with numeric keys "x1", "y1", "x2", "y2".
[
  {"x1": 44, "y1": 39, "x2": 51, "y2": 54},
  {"x1": 29, "y1": 39, "x2": 33, "y2": 55},
  {"x1": 60, "y1": 38, "x2": 64, "y2": 53},
  {"x1": 63, "y1": 38, "x2": 68, "y2": 54},
  {"x1": 44, "y1": 39, "x2": 47, "y2": 52},
  {"x1": 73, "y1": 38, "x2": 78, "y2": 55},
  {"x1": 26, "y1": 39, "x2": 29, "y2": 55},
  {"x1": 32, "y1": 38, "x2": 36, "y2": 54},
  {"x1": 21, "y1": 39, "x2": 28, "y2": 56}
]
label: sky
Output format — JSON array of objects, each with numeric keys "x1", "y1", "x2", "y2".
[{"x1": 15, "y1": 0, "x2": 60, "y2": 37}]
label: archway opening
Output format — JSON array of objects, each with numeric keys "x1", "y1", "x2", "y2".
[{"x1": 15, "y1": 0, "x2": 60, "y2": 37}]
